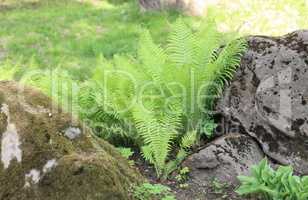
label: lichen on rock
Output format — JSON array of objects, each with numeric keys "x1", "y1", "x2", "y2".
[
  {"x1": 64, "y1": 127, "x2": 82, "y2": 140},
  {"x1": 24, "y1": 169, "x2": 41, "y2": 187},
  {"x1": 217, "y1": 30, "x2": 308, "y2": 174},
  {"x1": 42, "y1": 159, "x2": 57, "y2": 173},
  {"x1": 1, "y1": 103, "x2": 22, "y2": 169}
]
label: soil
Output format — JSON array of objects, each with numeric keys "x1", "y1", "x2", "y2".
[{"x1": 132, "y1": 145, "x2": 259, "y2": 200}]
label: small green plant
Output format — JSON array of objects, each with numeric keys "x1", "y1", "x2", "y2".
[
  {"x1": 175, "y1": 167, "x2": 190, "y2": 183},
  {"x1": 236, "y1": 158, "x2": 308, "y2": 200},
  {"x1": 211, "y1": 178, "x2": 228, "y2": 194},
  {"x1": 116, "y1": 147, "x2": 135, "y2": 165},
  {"x1": 176, "y1": 167, "x2": 190, "y2": 189},
  {"x1": 133, "y1": 183, "x2": 176, "y2": 200},
  {"x1": 203, "y1": 119, "x2": 217, "y2": 138},
  {"x1": 116, "y1": 147, "x2": 134, "y2": 159}
]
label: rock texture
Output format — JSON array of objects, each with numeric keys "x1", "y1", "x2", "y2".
[
  {"x1": 0, "y1": 81, "x2": 142, "y2": 200},
  {"x1": 217, "y1": 30, "x2": 308, "y2": 174},
  {"x1": 177, "y1": 30, "x2": 308, "y2": 200},
  {"x1": 184, "y1": 134, "x2": 264, "y2": 183},
  {"x1": 179, "y1": 134, "x2": 263, "y2": 200}
]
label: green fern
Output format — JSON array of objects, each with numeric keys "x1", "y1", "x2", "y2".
[
  {"x1": 167, "y1": 19, "x2": 197, "y2": 66},
  {"x1": 25, "y1": 18, "x2": 247, "y2": 178},
  {"x1": 133, "y1": 101, "x2": 182, "y2": 176},
  {"x1": 80, "y1": 18, "x2": 246, "y2": 178}
]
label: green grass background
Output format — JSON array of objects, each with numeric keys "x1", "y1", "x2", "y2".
[{"x1": 0, "y1": 0, "x2": 307, "y2": 80}]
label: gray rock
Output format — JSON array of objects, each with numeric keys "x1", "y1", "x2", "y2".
[
  {"x1": 179, "y1": 134, "x2": 264, "y2": 200},
  {"x1": 217, "y1": 30, "x2": 308, "y2": 174}
]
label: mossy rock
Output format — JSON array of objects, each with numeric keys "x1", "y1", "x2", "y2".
[{"x1": 0, "y1": 81, "x2": 143, "y2": 200}]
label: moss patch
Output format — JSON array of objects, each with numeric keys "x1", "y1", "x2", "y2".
[{"x1": 0, "y1": 81, "x2": 143, "y2": 200}]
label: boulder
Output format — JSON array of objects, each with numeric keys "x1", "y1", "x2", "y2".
[
  {"x1": 217, "y1": 30, "x2": 308, "y2": 174},
  {"x1": 0, "y1": 81, "x2": 143, "y2": 200},
  {"x1": 179, "y1": 134, "x2": 264, "y2": 200}
]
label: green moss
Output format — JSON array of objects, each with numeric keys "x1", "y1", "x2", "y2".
[
  {"x1": 0, "y1": 107, "x2": 7, "y2": 134},
  {"x1": 0, "y1": 81, "x2": 143, "y2": 200},
  {"x1": 36, "y1": 153, "x2": 139, "y2": 200}
]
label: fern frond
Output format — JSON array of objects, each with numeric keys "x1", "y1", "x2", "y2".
[
  {"x1": 181, "y1": 130, "x2": 197, "y2": 149},
  {"x1": 213, "y1": 38, "x2": 248, "y2": 72},
  {"x1": 133, "y1": 100, "x2": 180, "y2": 176},
  {"x1": 202, "y1": 38, "x2": 247, "y2": 110},
  {"x1": 141, "y1": 145, "x2": 154, "y2": 163},
  {"x1": 194, "y1": 19, "x2": 222, "y2": 66},
  {"x1": 167, "y1": 18, "x2": 197, "y2": 66},
  {"x1": 138, "y1": 30, "x2": 166, "y2": 83}
]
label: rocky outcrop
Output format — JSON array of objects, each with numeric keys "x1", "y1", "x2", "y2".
[
  {"x1": 0, "y1": 81, "x2": 143, "y2": 200},
  {"x1": 177, "y1": 30, "x2": 308, "y2": 200},
  {"x1": 178, "y1": 134, "x2": 263, "y2": 200},
  {"x1": 217, "y1": 30, "x2": 308, "y2": 174}
]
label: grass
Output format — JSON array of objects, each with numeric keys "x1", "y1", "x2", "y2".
[
  {"x1": 0, "y1": 0, "x2": 182, "y2": 80},
  {"x1": 0, "y1": 0, "x2": 307, "y2": 81}
]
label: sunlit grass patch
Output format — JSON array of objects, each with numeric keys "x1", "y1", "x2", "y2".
[{"x1": 210, "y1": 0, "x2": 308, "y2": 36}]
